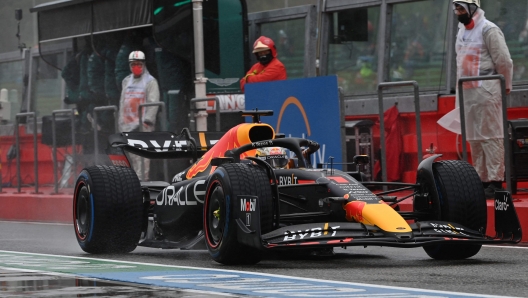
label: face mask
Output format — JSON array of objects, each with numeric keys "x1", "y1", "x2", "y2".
[
  {"x1": 131, "y1": 65, "x2": 143, "y2": 76},
  {"x1": 457, "y1": 13, "x2": 472, "y2": 25},
  {"x1": 258, "y1": 54, "x2": 273, "y2": 65}
]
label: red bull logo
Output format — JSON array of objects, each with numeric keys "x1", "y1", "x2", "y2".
[
  {"x1": 268, "y1": 147, "x2": 283, "y2": 155},
  {"x1": 344, "y1": 201, "x2": 366, "y2": 222}
]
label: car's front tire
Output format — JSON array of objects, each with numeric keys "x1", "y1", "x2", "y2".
[
  {"x1": 204, "y1": 163, "x2": 273, "y2": 265},
  {"x1": 73, "y1": 165, "x2": 143, "y2": 254},
  {"x1": 422, "y1": 160, "x2": 487, "y2": 260}
]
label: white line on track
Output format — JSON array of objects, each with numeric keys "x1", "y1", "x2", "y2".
[
  {"x1": 483, "y1": 244, "x2": 528, "y2": 249},
  {"x1": 0, "y1": 220, "x2": 71, "y2": 226}
]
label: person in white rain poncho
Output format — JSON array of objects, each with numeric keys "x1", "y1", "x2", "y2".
[
  {"x1": 118, "y1": 50, "x2": 160, "y2": 181},
  {"x1": 439, "y1": 0, "x2": 513, "y2": 198}
]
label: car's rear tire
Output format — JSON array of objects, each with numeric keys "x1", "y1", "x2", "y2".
[
  {"x1": 422, "y1": 160, "x2": 487, "y2": 260},
  {"x1": 204, "y1": 163, "x2": 273, "y2": 265},
  {"x1": 73, "y1": 165, "x2": 143, "y2": 254}
]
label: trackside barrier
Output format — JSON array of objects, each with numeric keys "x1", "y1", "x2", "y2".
[
  {"x1": 93, "y1": 105, "x2": 118, "y2": 165},
  {"x1": 189, "y1": 97, "x2": 220, "y2": 132},
  {"x1": 0, "y1": 156, "x2": 2, "y2": 193},
  {"x1": 457, "y1": 74, "x2": 511, "y2": 193},
  {"x1": 139, "y1": 102, "x2": 168, "y2": 181},
  {"x1": 15, "y1": 112, "x2": 39, "y2": 194},
  {"x1": 377, "y1": 81, "x2": 423, "y2": 185},
  {"x1": 51, "y1": 109, "x2": 76, "y2": 194}
]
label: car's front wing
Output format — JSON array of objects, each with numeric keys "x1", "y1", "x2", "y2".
[
  {"x1": 234, "y1": 191, "x2": 522, "y2": 250},
  {"x1": 258, "y1": 221, "x2": 519, "y2": 249}
]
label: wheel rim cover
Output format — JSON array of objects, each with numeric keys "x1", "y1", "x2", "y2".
[
  {"x1": 75, "y1": 185, "x2": 90, "y2": 240},
  {"x1": 208, "y1": 186, "x2": 224, "y2": 246}
]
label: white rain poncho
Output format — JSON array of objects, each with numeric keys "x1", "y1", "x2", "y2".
[
  {"x1": 118, "y1": 67, "x2": 160, "y2": 132},
  {"x1": 118, "y1": 65, "x2": 160, "y2": 181},
  {"x1": 438, "y1": 8, "x2": 513, "y2": 141}
]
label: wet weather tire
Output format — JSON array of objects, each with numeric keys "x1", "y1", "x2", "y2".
[
  {"x1": 204, "y1": 163, "x2": 274, "y2": 265},
  {"x1": 423, "y1": 160, "x2": 487, "y2": 260},
  {"x1": 73, "y1": 165, "x2": 143, "y2": 254}
]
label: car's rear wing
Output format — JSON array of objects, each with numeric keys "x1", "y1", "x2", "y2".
[{"x1": 108, "y1": 128, "x2": 226, "y2": 160}]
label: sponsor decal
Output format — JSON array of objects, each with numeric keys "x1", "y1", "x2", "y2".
[
  {"x1": 108, "y1": 155, "x2": 130, "y2": 167},
  {"x1": 283, "y1": 224, "x2": 340, "y2": 241},
  {"x1": 157, "y1": 186, "x2": 184, "y2": 206},
  {"x1": 127, "y1": 139, "x2": 147, "y2": 148},
  {"x1": 172, "y1": 171, "x2": 185, "y2": 183},
  {"x1": 430, "y1": 223, "x2": 468, "y2": 236},
  {"x1": 276, "y1": 97, "x2": 327, "y2": 167},
  {"x1": 338, "y1": 183, "x2": 378, "y2": 201},
  {"x1": 344, "y1": 201, "x2": 366, "y2": 222},
  {"x1": 156, "y1": 180, "x2": 206, "y2": 206},
  {"x1": 495, "y1": 196, "x2": 509, "y2": 211},
  {"x1": 193, "y1": 180, "x2": 206, "y2": 204},
  {"x1": 328, "y1": 176, "x2": 349, "y2": 184},
  {"x1": 278, "y1": 174, "x2": 298, "y2": 185},
  {"x1": 246, "y1": 213, "x2": 251, "y2": 226},
  {"x1": 277, "y1": 97, "x2": 311, "y2": 136},
  {"x1": 252, "y1": 140, "x2": 274, "y2": 148},
  {"x1": 206, "y1": 94, "x2": 245, "y2": 113},
  {"x1": 208, "y1": 78, "x2": 239, "y2": 87},
  {"x1": 240, "y1": 197, "x2": 257, "y2": 212},
  {"x1": 127, "y1": 139, "x2": 189, "y2": 152},
  {"x1": 265, "y1": 154, "x2": 285, "y2": 160}
]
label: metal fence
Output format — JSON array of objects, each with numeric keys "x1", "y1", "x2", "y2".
[{"x1": 10, "y1": 101, "x2": 205, "y2": 191}]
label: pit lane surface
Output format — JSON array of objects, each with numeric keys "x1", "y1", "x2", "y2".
[{"x1": 0, "y1": 221, "x2": 526, "y2": 297}]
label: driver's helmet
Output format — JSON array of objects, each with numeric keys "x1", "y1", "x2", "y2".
[{"x1": 256, "y1": 147, "x2": 288, "y2": 168}]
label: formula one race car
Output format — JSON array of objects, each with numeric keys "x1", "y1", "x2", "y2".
[{"x1": 73, "y1": 110, "x2": 522, "y2": 264}]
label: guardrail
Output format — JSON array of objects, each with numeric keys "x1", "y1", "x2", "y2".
[
  {"x1": 15, "y1": 112, "x2": 39, "y2": 194},
  {"x1": 8, "y1": 98, "x2": 224, "y2": 191},
  {"x1": 377, "y1": 81, "x2": 423, "y2": 186},
  {"x1": 93, "y1": 105, "x2": 118, "y2": 165},
  {"x1": 457, "y1": 74, "x2": 511, "y2": 193},
  {"x1": 189, "y1": 97, "x2": 220, "y2": 131},
  {"x1": 51, "y1": 109, "x2": 76, "y2": 194}
]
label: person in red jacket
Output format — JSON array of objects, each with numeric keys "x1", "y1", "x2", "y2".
[{"x1": 240, "y1": 36, "x2": 287, "y2": 92}]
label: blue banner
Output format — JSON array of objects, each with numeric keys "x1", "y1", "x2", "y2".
[{"x1": 245, "y1": 76, "x2": 342, "y2": 168}]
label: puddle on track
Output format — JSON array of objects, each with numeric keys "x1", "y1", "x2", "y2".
[{"x1": 0, "y1": 269, "x2": 229, "y2": 297}]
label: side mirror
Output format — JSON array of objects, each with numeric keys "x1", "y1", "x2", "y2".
[{"x1": 353, "y1": 155, "x2": 370, "y2": 165}]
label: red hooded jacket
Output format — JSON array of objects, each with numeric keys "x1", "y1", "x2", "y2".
[{"x1": 240, "y1": 36, "x2": 287, "y2": 92}]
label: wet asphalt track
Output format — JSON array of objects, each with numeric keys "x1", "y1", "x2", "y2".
[{"x1": 0, "y1": 221, "x2": 527, "y2": 297}]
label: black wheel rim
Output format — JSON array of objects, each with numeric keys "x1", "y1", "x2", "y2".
[
  {"x1": 207, "y1": 184, "x2": 225, "y2": 248},
  {"x1": 75, "y1": 184, "x2": 90, "y2": 240}
]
